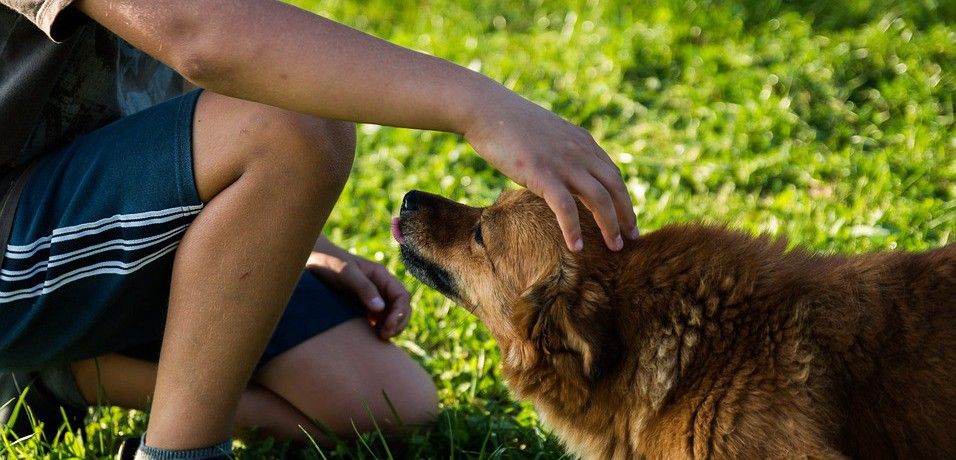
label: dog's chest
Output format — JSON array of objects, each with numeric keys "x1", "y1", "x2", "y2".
[
  {"x1": 534, "y1": 398, "x2": 651, "y2": 460},
  {"x1": 537, "y1": 405, "x2": 618, "y2": 460}
]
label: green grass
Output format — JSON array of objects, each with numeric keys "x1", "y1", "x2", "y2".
[{"x1": 4, "y1": 0, "x2": 954, "y2": 457}]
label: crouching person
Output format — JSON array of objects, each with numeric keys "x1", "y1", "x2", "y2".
[{"x1": 0, "y1": 0, "x2": 636, "y2": 457}]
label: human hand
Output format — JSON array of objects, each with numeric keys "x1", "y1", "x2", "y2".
[
  {"x1": 306, "y1": 238, "x2": 411, "y2": 339},
  {"x1": 462, "y1": 86, "x2": 638, "y2": 252}
]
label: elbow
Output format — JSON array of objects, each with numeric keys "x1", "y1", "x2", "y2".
[
  {"x1": 172, "y1": 49, "x2": 222, "y2": 87},
  {"x1": 169, "y1": 41, "x2": 237, "y2": 90},
  {"x1": 77, "y1": 0, "x2": 240, "y2": 90},
  {"x1": 162, "y1": 18, "x2": 239, "y2": 90}
]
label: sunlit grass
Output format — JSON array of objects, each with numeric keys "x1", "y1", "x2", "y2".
[{"x1": 3, "y1": 0, "x2": 953, "y2": 458}]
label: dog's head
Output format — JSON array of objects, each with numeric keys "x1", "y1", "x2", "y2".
[{"x1": 395, "y1": 189, "x2": 621, "y2": 382}]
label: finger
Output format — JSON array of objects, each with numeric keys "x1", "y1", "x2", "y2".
[
  {"x1": 576, "y1": 126, "x2": 617, "y2": 170},
  {"x1": 340, "y1": 263, "x2": 386, "y2": 312},
  {"x1": 382, "y1": 293, "x2": 412, "y2": 337},
  {"x1": 392, "y1": 308, "x2": 411, "y2": 337},
  {"x1": 593, "y1": 161, "x2": 639, "y2": 240},
  {"x1": 379, "y1": 291, "x2": 411, "y2": 339},
  {"x1": 540, "y1": 185, "x2": 583, "y2": 252},
  {"x1": 581, "y1": 135, "x2": 640, "y2": 240},
  {"x1": 574, "y1": 175, "x2": 623, "y2": 251},
  {"x1": 305, "y1": 253, "x2": 349, "y2": 291},
  {"x1": 591, "y1": 141, "x2": 619, "y2": 169},
  {"x1": 366, "y1": 265, "x2": 412, "y2": 338},
  {"x1": 363, "y1": 262, "x2": 411, "y2": 305},
  {"x1": 397, "y1": 305, "x2": 411, "y2": 330},
  {"x1": 381, "y1": 294, "x2": 411, "y2": 339}
]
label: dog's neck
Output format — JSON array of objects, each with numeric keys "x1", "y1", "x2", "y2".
[
  {"x1": 495, "y1": 228, "x2": 781, "y2": 456},
  {"x1": 497, "y1": 307, "x2": 691, "y2": 459},
  {"x1": 495, "y1": 254, "x2": 687, "y2": 457}
]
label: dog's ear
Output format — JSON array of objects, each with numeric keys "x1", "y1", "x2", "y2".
[{"x1": 512, "y1": 270, "x2": 621, "y2": 382}]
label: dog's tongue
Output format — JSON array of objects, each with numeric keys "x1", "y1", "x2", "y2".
[{"x1": 391, "y1": 217, "x2": 405, "y2": 244}]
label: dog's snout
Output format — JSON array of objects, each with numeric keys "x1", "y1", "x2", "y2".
[{"x1": 402, "y1": 190, "x2": 422, "y2": 212}]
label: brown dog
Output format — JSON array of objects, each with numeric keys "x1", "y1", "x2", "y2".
[{"x1": 394, "y1": 189, "x2": 956, "y2": 459}]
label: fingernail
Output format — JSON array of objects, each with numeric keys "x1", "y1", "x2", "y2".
[
  {"x1": 370, "y1": 297, "x2": 385, "y2": 310},
  {"x1": 573, "y1": 239, "x2": 584, "y2": 252},
  {"x1": 629, "y1": 227, "x2": 640, "y2": 239},
  {"x1": 614, "y1": 235, "x2": 624, "y2": 251}
]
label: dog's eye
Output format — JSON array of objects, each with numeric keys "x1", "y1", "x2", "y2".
[{"x1": 473, "y1": 224, "x2": 485, "y2": 247}]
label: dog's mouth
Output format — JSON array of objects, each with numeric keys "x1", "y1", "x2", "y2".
[
  {"x1": 399, "y1": 245, "x2": 460, "y2": 300},
  {"x1": 394, "y1": 216, "x2": 460, "y2": 299},
  {"x1": 391, "y1": 217, "x2": 405, "y2": 245}
]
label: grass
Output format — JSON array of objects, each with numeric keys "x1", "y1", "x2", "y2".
[{"x1": 3, "y1": 0, "x2": 954, "y2": 457}]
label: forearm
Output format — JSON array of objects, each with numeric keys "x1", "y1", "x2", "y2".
[
  {"x1": 76, "y1": 0, "x2": 639, "y2": 252},
  {"x1": 76, "y1": 0, "x2": 505, "y2": 133}
]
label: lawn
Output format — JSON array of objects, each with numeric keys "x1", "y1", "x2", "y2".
[{"x1": 3, "y1": 0, "x2": 954, "y2": 458}]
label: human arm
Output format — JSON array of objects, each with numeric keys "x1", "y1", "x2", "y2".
[{"x1": 74, "y1": 0, "x2": 639, "y2": 250}]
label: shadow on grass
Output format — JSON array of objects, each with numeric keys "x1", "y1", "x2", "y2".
[{"x1": 0, "y1": 387, "x2": 568, "y2": 459}]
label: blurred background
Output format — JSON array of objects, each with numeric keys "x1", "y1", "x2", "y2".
[
  {"x1": 10, "y1": 0, "x2": 955, "y2": 458},
  {"x1": 293, "y1": 0, "x2": 956, "y2": 457},
  {"x1": 316, "y1": 1, "x2": 956, "y2": 457}
]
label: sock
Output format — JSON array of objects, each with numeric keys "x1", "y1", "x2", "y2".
[{"x1": 132, "y1": 435, "x2": 233, "y2": 460}]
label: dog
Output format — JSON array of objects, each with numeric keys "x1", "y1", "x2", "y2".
[{"x1": 394, "y1": 188, "x2": 956, "y2": 459}]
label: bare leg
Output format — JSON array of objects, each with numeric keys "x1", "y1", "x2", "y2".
[
  {"x1": 71, "y1": 354, "x2": 320, "y2": 443},
  {"x1": 253, "y1": 318, "x2": 437, "y2": 436},
  {"x1": 70, "y1": 321, "x2": 437, "y2": 445},
  {"x1": 142, "y1": 91, "x2": 355, "y2": 449}
]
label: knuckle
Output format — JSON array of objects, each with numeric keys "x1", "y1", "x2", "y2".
[
  {"x1": 540, "y1": 184, "x2": 563, "y2": 202},
  {"x1": 588, "y1": 183, "x2": 612, "y2": 205},
  {"x1": 330, "y1": 258, "x2": 349, "y2": 273},
  {"x1": 559, "y1": 195, "x2": 577, "y2": 212},
  {"x1": 600, "y1": 190, "x2": 615, "y2": 210},
  {"x1": 604, "y1": 163, "x2": 624, "y2": 179}
]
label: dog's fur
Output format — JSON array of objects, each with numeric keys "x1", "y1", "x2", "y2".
[{"x1": 397, "y1": 189, "x2": 956, "y2": 459}]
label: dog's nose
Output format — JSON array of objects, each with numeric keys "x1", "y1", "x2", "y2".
[{"x1": 401, "y1": 190, "x2": 421, "y2": 212}]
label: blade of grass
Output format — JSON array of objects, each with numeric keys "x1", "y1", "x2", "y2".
[
  {"x1": 477, "y1": 420, "x2": 493, "y2": 460},
  {"x1": 1, "y1": 384, "x2": 31, "y2": 448},
  {"x1": 350, "y1": 419, "x2": 380, "y2": 460},
  {"x1": 363, "y1": 401, "x2": 393, "y2": 460},
  {"x1": 10, "y1": 432, "x2": 35, "y2": 446},
  {"x1": 380, "y1": 390, "x2": 405, "y2": 428},
  {"x1": 446, "y1": 410, "x2": 455, "y2": 460},
  {"x1": 299, "y1": 424, "x2": 329, "y2": 460}
]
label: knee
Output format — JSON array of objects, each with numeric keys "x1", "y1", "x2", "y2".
[
  {"x1": 343, "y1": 350, "x2": 438, "y2": 436},
  {"x1": 242, "y1": 107, "x2": 356, "y2": 200},
  {"x1": 379, "y1": 360, "x2": 438, "y2": 430},
  {"x1": 285, "y1": 115, "x2": 356, "y2": 192}
]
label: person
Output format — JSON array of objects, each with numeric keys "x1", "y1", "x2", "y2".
[{"x1": 0, "y1": 0, "x2": 639, "y2": 458}]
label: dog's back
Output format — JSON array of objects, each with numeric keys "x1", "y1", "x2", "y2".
[
  {"x1": 613, "y1": 228, "x2": 956, "y2": 459},
  {"x1": 834, "y1": 243, "x2": 956, "y2": 458}
]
